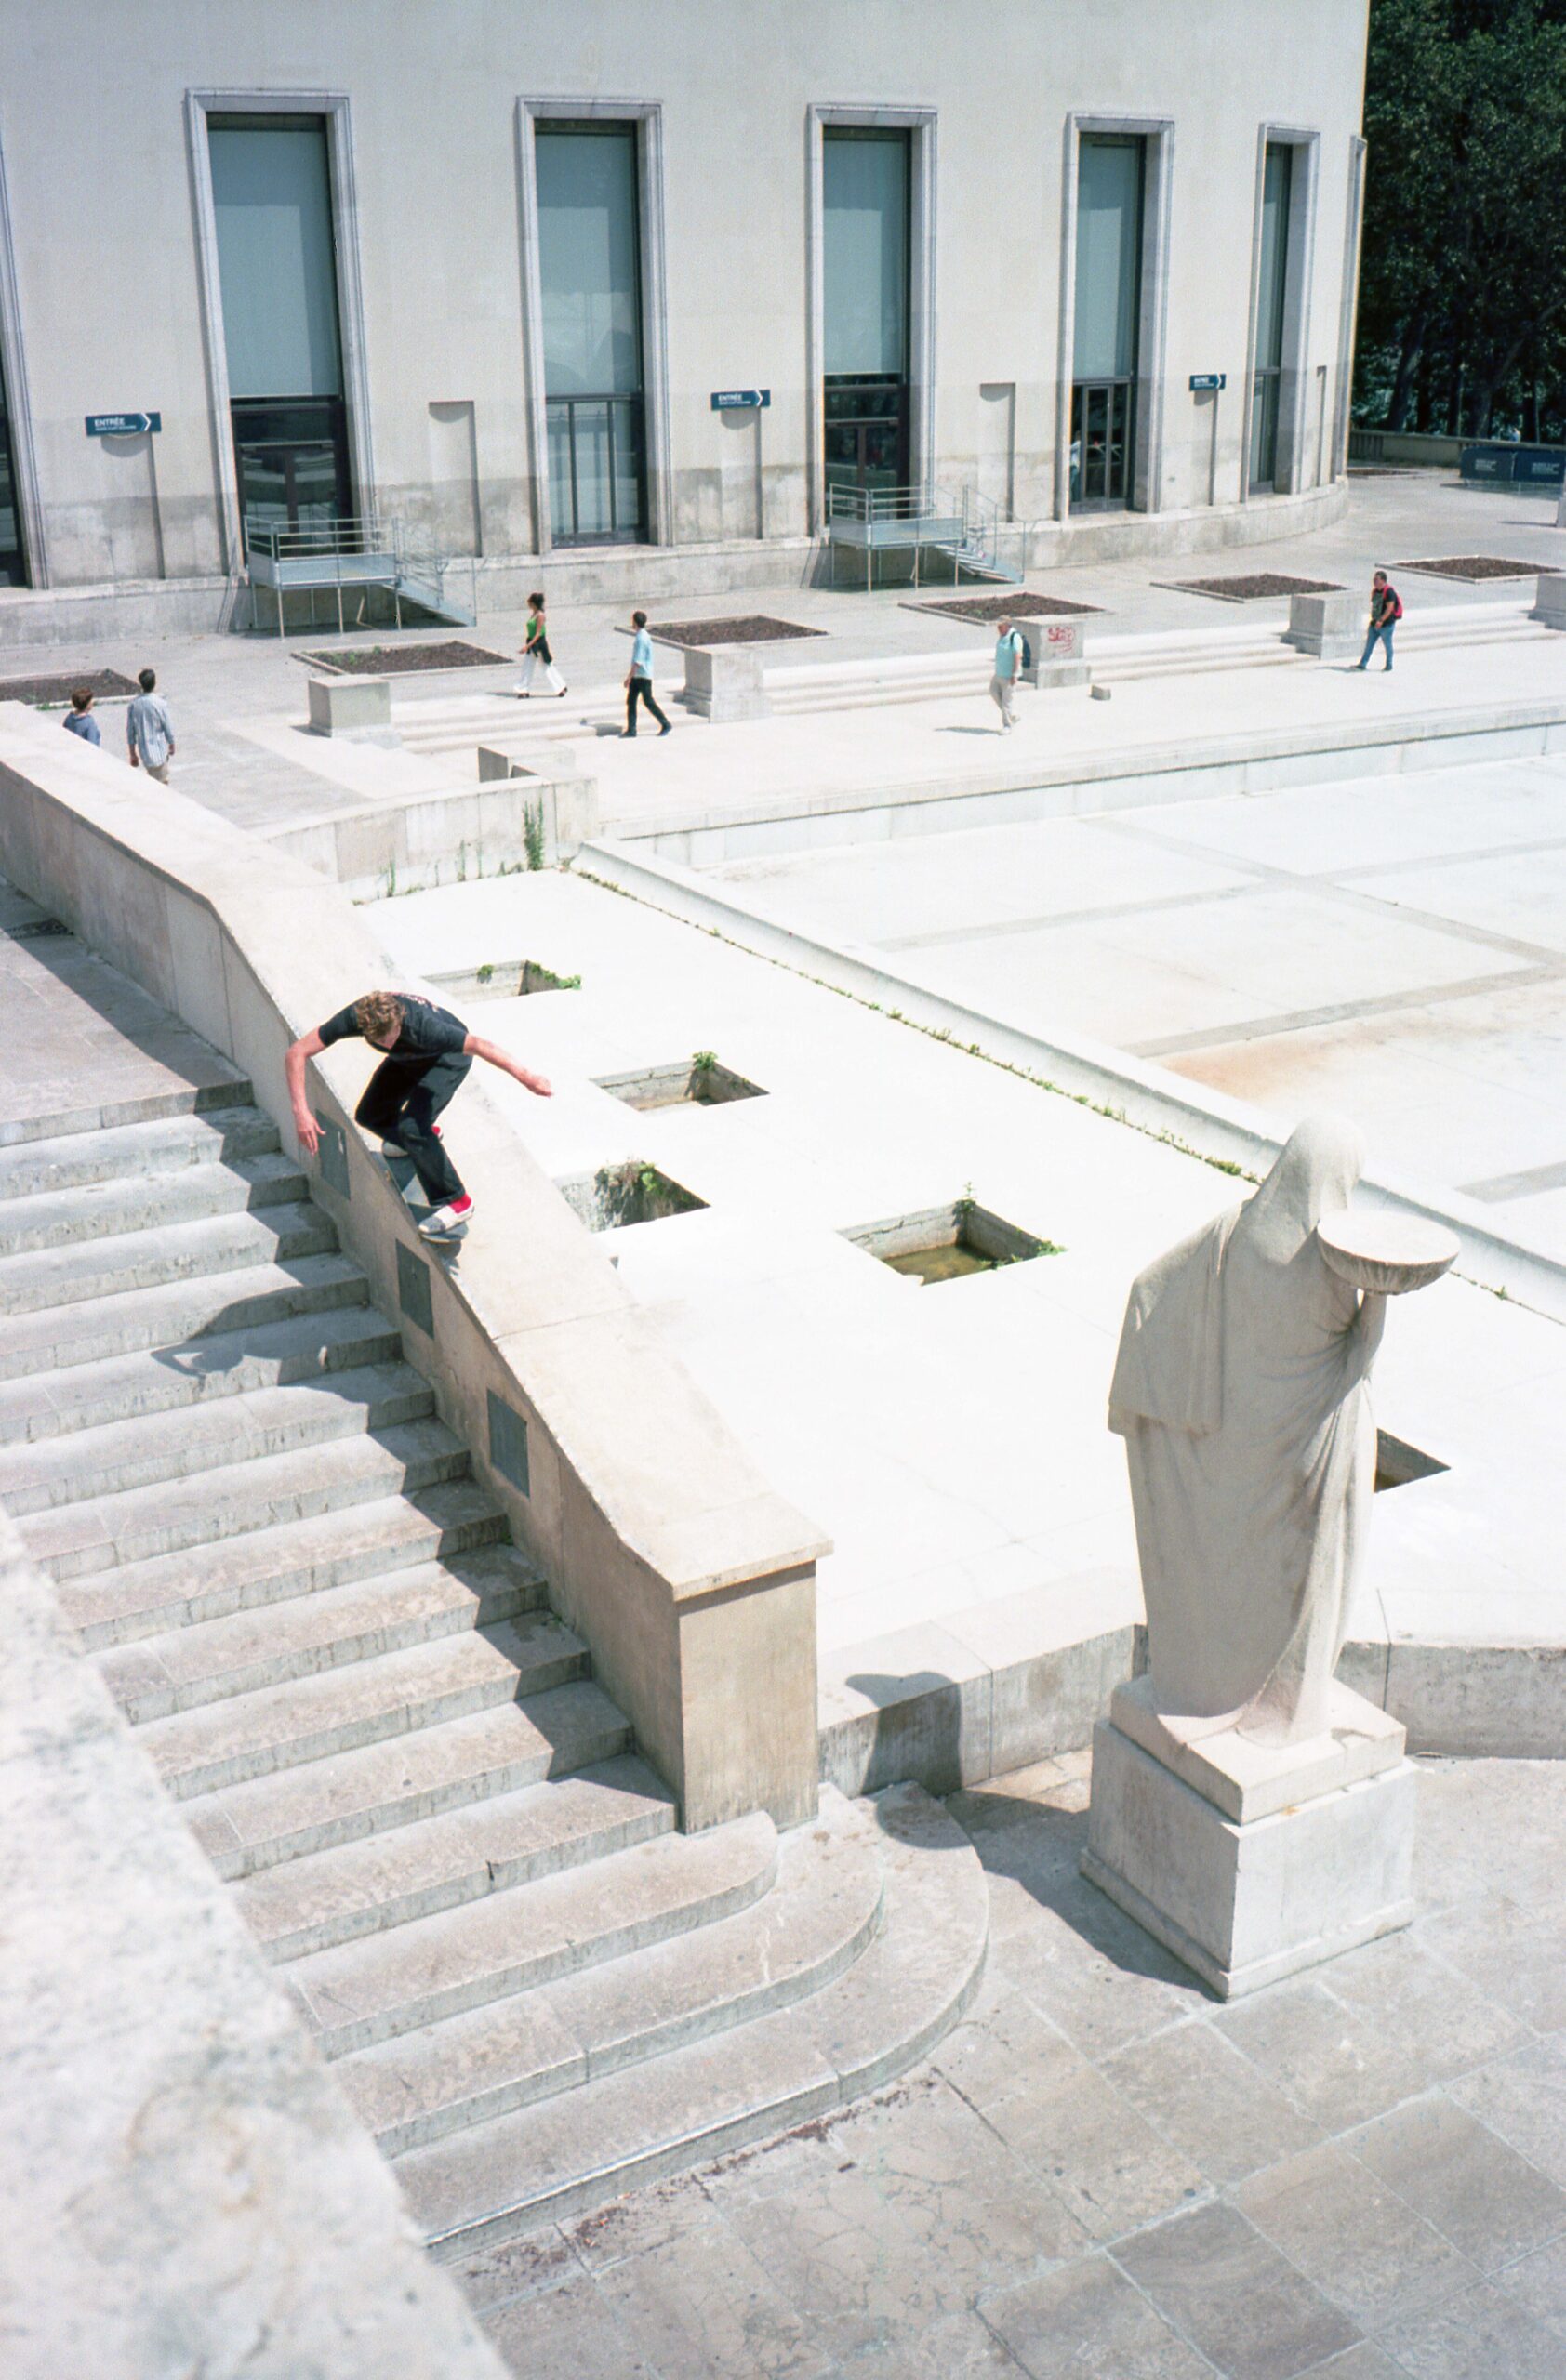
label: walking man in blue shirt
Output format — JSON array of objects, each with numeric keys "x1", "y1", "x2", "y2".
[
  {"x1": 623, "y1": 611, "x2": 671, "y2": 736},
  {"x1": 126, "y1": 667, "x2": 176, "y2": 781}
]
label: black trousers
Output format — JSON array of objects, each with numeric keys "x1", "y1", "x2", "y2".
[
  {"x1": 355, "y1": 1054, "x2": 471, "y2": 1202},
  {"x1": 626, "y1": 674, "x2": 670, "y2": 734}
]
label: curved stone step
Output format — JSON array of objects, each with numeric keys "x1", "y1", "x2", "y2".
[
  {"x1": 97, "y1": 1545, "x2": 547, "y2": 1723},
  {"x1": 0, "y1": 1252, "x2": 369, "y2": 1382},
  {"x1": 238, "y1": 1752, "x2": 675, "y2": 1962},
  {"x1": 405, "y1": 1784, "x2": 989, "y2": 2255},
  {"x1": 0, "y1": 1360, "x2": 434, "y2": 1514},
  {"x1": 59, "y1": 1481, "x2": 510, "y2": 1650},
  {"x1": 0, "y1": 1302, "x2": 404, "y2": 1448},
  {"x1": 21, "y1": 1415, "x2": 471, "y2": 1583},
  {"x1": 338, "y1": 1786, "x2": 883, "y2": 2155},
  {"x1": 188, "y1": 1680, "x2": 633, "y2": 1882},
  {"x1": 0, "y1": 1199, "x2": 337, "y2": 1316},
  {"x1": 138, "y1": 1613, "x2": 588, "y2": 1800},
  {"x1": 287, "y1": 1808, "x2": 778, "y2": 2059},
  {"x1": 0, "y1": 1103, "x2": 280, "y2": 1200},
  {"x1": 0, "y1": 1150, "x2": 309, "y2": 1256}
]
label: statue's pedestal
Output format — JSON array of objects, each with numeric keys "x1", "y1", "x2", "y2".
[{"x1": 1081, "y1": 1675, "x2": 1415, "y2": 1999}]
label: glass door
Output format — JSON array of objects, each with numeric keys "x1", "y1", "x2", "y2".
[
  {"x1": 823, "y1": 129, "x2": 911, "y2": 505},
  {"x1": 1071, "y1": 137, "x2": 1144, "y2": 512},
  {"x1": 231, "y1": 396, "x2": 352, "y2": 545},
  {"x1": 1248, "y1": 144, "x2": 1294, "y2": 493},
  {"x1": 537, "y1": 123, "x2": 648, "y2": 546}
]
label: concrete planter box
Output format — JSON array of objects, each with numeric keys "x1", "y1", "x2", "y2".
[
  {"x1": 306, "y1": 674, "x2": 396, "y2": 739},
  {"x1": 474, "y1": 748, "x2": 599, "y2": 865},
  {"x1": 683, "y1": 644, "x2": 771, "y2": 721},
  {"x1": 1020, "y1": 616, "x2": 1092, "y2": 690},
  {"x1": 1283, "y1": 588, "x2": 1360, "y2": 659},
  {"x1": 1531, "y1": 572, "x2": 1566, "y2": 628}
]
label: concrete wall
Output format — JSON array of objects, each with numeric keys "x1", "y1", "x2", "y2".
[
  {"x1": 0, "y1": 704, "x2": 826, "y2": 1832},
  {"x1": 0, "y1": 0, "x2": 1367, "y2": 597},
  {"x1": 0, "y1": 1502, "x2": 509, "y2": 2380}
]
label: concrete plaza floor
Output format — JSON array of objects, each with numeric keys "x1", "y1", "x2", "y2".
[
  {"x1": 465, "y1": 1752, "x2": 1566, "y2": 2380},
  {"x1": 2, "y1": 473, "x2": 1559, "y2": 847},
  {"x1": 700, "y1": 739, "x2": 1566, "y2": 1261}
]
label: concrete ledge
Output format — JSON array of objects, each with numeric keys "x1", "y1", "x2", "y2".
[
  {"x1": 307, "y1": 675, "x2": 395, "y2": 739},
  {"x1": 0, "y1": 1504, "x2": 507, "y2": 2380},
  {"x1": 266, "y1": 766, "x2": 602, "y2": 898},
  {"x1": 683, "y1": 645, "x2": 771, "y2": 721},
  {"x1": 0, "y1": 706, "x2": 826, "y2": 1833}
]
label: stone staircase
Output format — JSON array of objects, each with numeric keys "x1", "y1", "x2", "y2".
[{"x1": 0, "y1": 1065, "x2": 987, "y2": 2256}]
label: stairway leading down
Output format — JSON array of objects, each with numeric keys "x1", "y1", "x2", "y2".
[{"x1": 1, "y1": 1067, "x2": 988, "y2": 2256}]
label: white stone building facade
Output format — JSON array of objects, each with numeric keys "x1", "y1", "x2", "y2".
[{"x1": 0, "y1": 0, "x2": 1369, "y2": 626}]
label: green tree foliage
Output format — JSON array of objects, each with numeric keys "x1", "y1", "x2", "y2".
[{"x1": 1356, "y1": 0, "x2": 1566, "y2": 438}]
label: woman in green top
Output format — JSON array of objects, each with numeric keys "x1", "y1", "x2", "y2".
[{"x1": 514, "y1": 589, "x2": 567, "y2": 697}]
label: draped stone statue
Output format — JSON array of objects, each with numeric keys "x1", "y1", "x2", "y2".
[{"x1": 1108, "y1": 1115, "x2": 1386, "y2": 1748}]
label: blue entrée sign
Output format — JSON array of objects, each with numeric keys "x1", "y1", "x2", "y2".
[
  {"x1": 86, "y1": 411, "x2": 162, "y2": 437},
  {"x1": 1188, "y1": 374, "x2": 1227, "y2": 393},
  {"x1": 710, "y1": 389, "x2": 771, "y2": 410}
]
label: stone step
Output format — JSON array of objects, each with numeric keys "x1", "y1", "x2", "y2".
[
  {"x1": 0, "y1": 1150, "x2": 310, "y2": 1257},
  {"x1": 139, "y1": 1613, "x2": 588, "y2": 1800},
  {"x1": 405, "y1": 1784, "x2": 989, "y2": 2255},
  {"x1": 338, "y1": 1788, "x2": 882, "y2": 2155},
  {"x1": 60, "y1": 1481, "x2": 511, "y2": 1650},
  {"x1": 287, "y1": 1807, "x2": 778, "y2": 2059},
  {"x1": 189, "y1": 1680, "x2": 633, "y2": 1881},
  {"x1": 0, "y1": 1199, "x2": 338, "y2": 1316},
  {"x1": 0, "y1": 1359, "x2": 435, "y2": 1515},
  {"x1": 0, "y1": 1252, "x2": 369, "y2": 1382},
  {"x1": 98, "y1": 1545, "x2": 549, "y2": 1724},
  {"x1": 0, "y1": 1103, "x2": 282, "y2": 1201},
  {"x1": 0, "y1": 1303, "x2": 405, "y2": 1448},
  {"x1": 238, "y1": 1752, "x2": 674, "y2": 1962},
  {"x1": 0, "y1": 1073, "x2": 252, "y2": 1151},
  {"x1": 21, "y1": 1415, "x2": 471, "y2": 1584}
]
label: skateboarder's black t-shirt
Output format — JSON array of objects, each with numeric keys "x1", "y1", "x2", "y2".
[{"x1": 318, "y1": 995, "x2": 471, "y2": 1073}]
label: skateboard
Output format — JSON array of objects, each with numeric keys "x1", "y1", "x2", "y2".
[{"x1": 382, "y1": 1148, "x2": 469, "y2": 1252}]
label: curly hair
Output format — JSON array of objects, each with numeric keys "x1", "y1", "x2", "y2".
[{"x1": 353, "y1": 989, "x2": 405, "y2": 1044}]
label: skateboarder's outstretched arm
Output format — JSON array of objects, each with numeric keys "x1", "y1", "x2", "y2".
[
  {"x1": 285, "y1": 1026, "x2": 328, "y2": 1157},
  {"x1": 462, "y1": 1034, "x2": 552, "y2": 1098}
]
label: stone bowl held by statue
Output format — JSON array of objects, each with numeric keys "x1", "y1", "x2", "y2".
[{"x1": 1315, "y1": 1210, "x2": 1459, "y2": 1296}]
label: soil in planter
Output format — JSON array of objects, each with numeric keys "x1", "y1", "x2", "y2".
[
  {"x1": 648, "y1": 615, "x2": 826, "y2": 648},
  {"x1": 909, "y1": 593, "x2": 1104, "y2": 623},
  {"x1": 298, "y1": 641, "x2": 509, "y2": 676},
  {"x1": 0, "y1": 668, "x2": 139, "y2": 707},
  {"x1": 1392, "y1": 556, "x2": 1553, "y2": 581},
  {"x1": 1166, "y1": 573, "x2": 1345, "y2": 601}
]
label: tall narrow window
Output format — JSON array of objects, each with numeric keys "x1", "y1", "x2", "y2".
[
  {"x1": 1071, "y1": 137, "x2": 1144, "y2": 511},
  {"x1": 0, "y1": 345, "x2": 27, "y2": 584},
  {"x1": 823, "y1": 128, "x2": 910, "y2": 501},
  {"x1": 1249, "y1": 144, "x2": 1294, "y2": 492},
  {"x1": 208, "y1": 116, "x2": 351, "y2": 546},
  {"x1": 537, "y1": 123, "x2": 646, "y2": 547}
]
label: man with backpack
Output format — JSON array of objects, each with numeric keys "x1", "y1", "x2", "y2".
[
  {"x1": 990, "y1": 615, "x2": 1027, "y2": 730},
  {"x1": 1356, "y1": 571, "x2": 1402, "y2": 673}
]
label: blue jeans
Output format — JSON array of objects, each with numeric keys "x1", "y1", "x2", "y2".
[{"x1": 1358, "y1": 620, "x2": 1395, "y2": 669}]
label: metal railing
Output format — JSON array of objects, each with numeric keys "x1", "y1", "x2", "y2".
[
  {"x1": 824, "y1": 482, "x2": 1019, "y2": 589},
  {"x1": 245, "y1": 516, "x2": 477, "y2": 636}
]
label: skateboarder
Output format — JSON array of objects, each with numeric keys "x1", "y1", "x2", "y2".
[{"x1": 286, "y1": 989, "x2": 551, "y2": 1238}]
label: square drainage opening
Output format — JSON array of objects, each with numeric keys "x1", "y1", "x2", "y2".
[
  {"x1": 557, "y1": 1160, "x2": 708, "y2": 1232},
  {"x1": 1374, "y1": 1430, "x2": 1450, "y2": 1491},
  {"x1": 594, "y1": 1052, "x2": 764, "y2": 1112},
  {"x1": 428, "y1": 960, "x2": 579, "y2": 1001},
  {"x1": 843, "y1": 1199, "x2": 1061, "y2": 1285}
]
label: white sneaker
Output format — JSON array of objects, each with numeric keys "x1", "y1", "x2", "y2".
[{"x1": 418, "y1": 1197, "x2": 474, "y2": 1239}]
